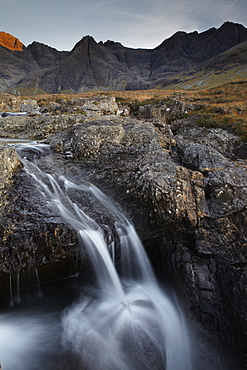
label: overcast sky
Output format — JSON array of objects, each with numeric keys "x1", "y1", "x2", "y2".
[{"x1": 1, "y1": 0, "x2": 246, "y2": 50}]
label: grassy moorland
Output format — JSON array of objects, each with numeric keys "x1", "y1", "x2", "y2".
[
  {"x1": 117, "y1": 81, "x2": 247, "y2": 140},
  {"x1": 35, "y1": 81, "x2": 247, "y2": 139},
  {"x1": 1, "y1": 80, "x2": 246, "y2": 141}
]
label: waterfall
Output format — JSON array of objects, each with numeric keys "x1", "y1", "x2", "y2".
[{"x1": 4, "y1": 142, "x2": 193, "y2": 370}]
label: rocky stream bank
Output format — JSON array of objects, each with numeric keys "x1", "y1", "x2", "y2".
[{"x1": 0, "y1": 95, "x2": 247, "y2": 369}]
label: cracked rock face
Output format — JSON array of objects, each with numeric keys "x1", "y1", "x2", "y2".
[
  {"x1": 0, "y1": 153, "x2": 80, "y2": 294},
  {"x1": 47, "y1": 116, "x2": 247, "y2": 368}
]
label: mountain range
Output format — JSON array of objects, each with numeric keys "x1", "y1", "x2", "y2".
[{"x1": 0, "y1": 21, "x2": 247, "y2": 95}]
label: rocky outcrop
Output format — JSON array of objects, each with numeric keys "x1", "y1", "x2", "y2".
[
  {"x1": 0, "y1": 96, "x2": 119, "y2": 139},
  {"x1": 0, "y1": 163, "x2": 80, "y2": 294},
  {"x1": 0, "y1": 141, "x2": 22, "y2": 214},
  {"x1": 0, "y1": 93, "x2": 23, "y2": 112},
  {"x1": 20, "y1": 99, "x2": 40, "y2": 114},
  {"x1": 0, "y1": 95, "x2": 247, "y2": 368},
  {"x1": 39, "y1": 95, "x2": 119, "y2": 115},
  {"x1": 46, "y1": 116, "x2": 247, "y2": 369},
  {"x1": 0, "y1": 114, "x2": 80, "y2": 139},
  {"x1": 132, "y1": 98, "x2": 204, "y2": 120}
]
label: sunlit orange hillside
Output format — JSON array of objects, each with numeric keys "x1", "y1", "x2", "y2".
[{"x1": 0, "y1": 31, "x2": 23, "y2": 51}]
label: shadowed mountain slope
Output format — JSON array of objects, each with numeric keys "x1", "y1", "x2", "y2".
[
  {"x1": 0, "y1": 22, "x2": 247, "y2": 94},
  {"x1": 0, "y1": 32, "x2": 40, "y2": 91}
]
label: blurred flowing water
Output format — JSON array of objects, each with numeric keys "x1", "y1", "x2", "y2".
[{"x1": 0, "y1": 142, "x2": 193, "y2": 370}]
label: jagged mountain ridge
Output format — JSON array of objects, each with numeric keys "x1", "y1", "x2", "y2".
[{"x1": 0, "y1": 21, "x2": 247, "y2": 94}]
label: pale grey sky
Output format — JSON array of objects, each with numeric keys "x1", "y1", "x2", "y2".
[{"x1": 1, "y1": 0, "x2": 247, "y2": 50}]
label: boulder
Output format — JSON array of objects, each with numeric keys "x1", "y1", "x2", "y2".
[
  {"x1": 21, "y1": 99, "x2": 40, "y2": 115},
  {"x1": 70, "y1": 96, "x2": 118, "y2": 115}
]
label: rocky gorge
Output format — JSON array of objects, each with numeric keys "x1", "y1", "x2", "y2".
[{"x1": 0, "y1": 94, "x2": 247, "y2": 369}]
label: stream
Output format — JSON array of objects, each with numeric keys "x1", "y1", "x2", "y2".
[{"x1": 0, "y1": 141, "x2": 193, "y2": 370}]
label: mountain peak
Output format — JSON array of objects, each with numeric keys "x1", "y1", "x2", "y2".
[
  {"x1": 0, "y1": 31, "x2": 23, "y2": 51},
  {"x1": 1, "y1": 22, "x2": 247, "y2": 94},
  {"x1": 70, "y1": 35, "x2": 98, "y2": 52}
]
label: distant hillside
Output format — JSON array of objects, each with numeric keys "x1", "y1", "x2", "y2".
[{"x1": 0, "y1": 22, "x2": 247, "y2": 94}]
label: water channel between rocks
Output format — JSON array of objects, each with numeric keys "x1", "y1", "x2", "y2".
[{"x1": 1, "y1": 140, "x2": 195, "y2": 370}]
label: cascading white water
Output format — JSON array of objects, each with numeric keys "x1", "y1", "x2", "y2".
[{"x1": 1, "y1": 142, "x2": 193, "y2": 370}]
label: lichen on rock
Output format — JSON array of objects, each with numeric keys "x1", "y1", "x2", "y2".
[{"x1": 0, "y1": 141, "x2": 22, "y2": 213}]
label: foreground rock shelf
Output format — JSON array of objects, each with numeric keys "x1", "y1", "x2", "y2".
[{"x1": 0, "y1": 95, "x2": 247, "y2": 369}]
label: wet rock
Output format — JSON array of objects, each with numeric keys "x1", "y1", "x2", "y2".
[
  {"x1": 47, "y1": 116, "x2": 247, "y2": 368},
  {"x1": 0, "y1": 164, "x2": 81, "y2": 294},
  {"x1": 0, "y1": 144, "x2": 126, "y2": 295},
  {"x1": 0, "y1": 110, "x2": 247, "y2": 368}
]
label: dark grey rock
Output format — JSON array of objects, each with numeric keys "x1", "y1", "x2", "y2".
[
  {"x1": 48, "y1": 117, "x2": 247, "y2": 368},
  {"x1": 0, "y1": 112, "x2": 247, "y2": 368}
]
